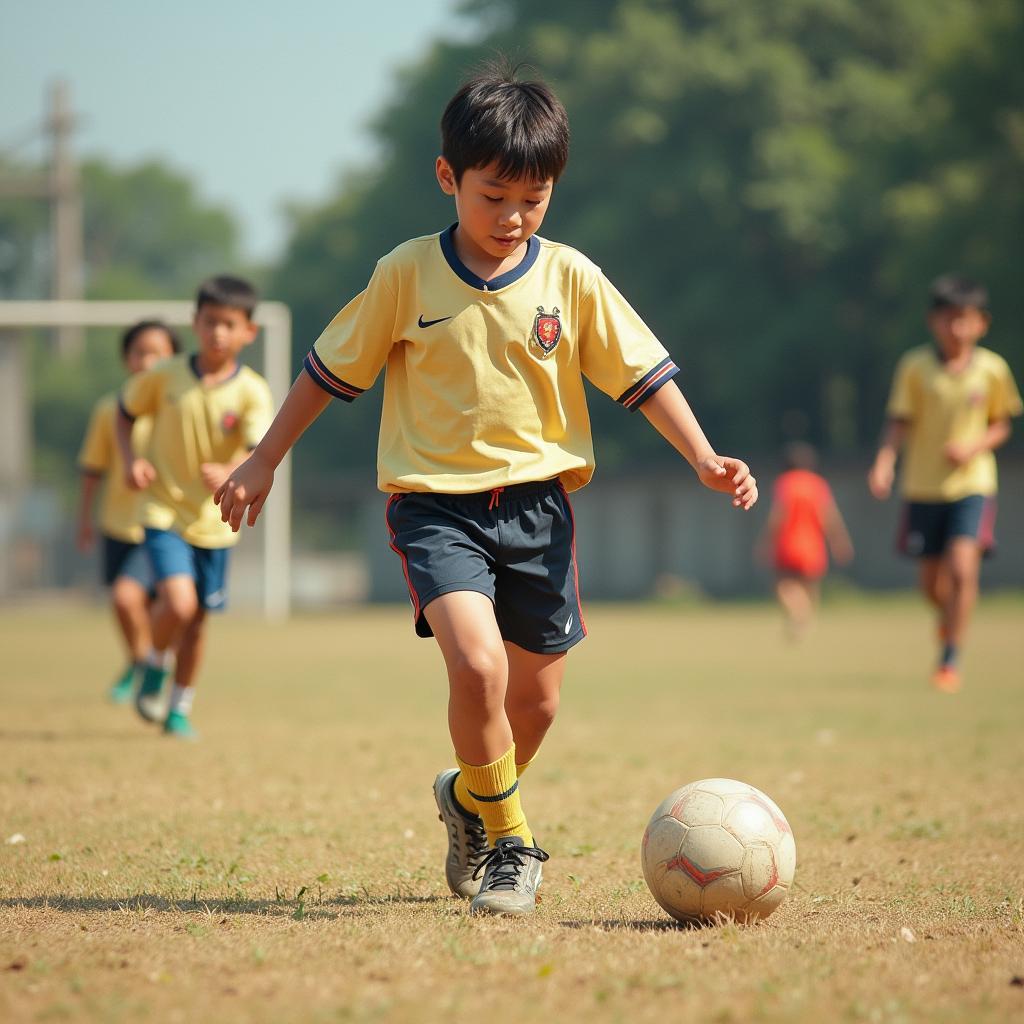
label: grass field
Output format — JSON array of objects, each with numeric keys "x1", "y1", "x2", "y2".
[{"x1": 2, "y1": 598, "x2": 1023, "y2": 1023}]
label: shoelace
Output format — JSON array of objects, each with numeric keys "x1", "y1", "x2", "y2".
[
  {"x1": 472, "y1": 842, "x2": 550, "y2": 890},
  {"x1": 465, "y1": 820, "x2": 488, "y2": 862}
]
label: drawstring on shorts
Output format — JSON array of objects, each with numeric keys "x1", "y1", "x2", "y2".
[{"x1": 488, "y1": 487, "x2": 505, "y2": 510}]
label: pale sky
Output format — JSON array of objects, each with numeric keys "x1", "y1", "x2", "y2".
[{"x1": 0, "y1": 0, "x2": 472, "y2": 260}]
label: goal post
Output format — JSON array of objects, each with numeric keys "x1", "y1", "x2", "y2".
[{"x1": 0, "y1": 299, "x2": 292, "y2": 619}]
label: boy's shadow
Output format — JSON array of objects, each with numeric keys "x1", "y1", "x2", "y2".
[{"x1": 2, "y1": 892, "x2": 448, "y2": 921}]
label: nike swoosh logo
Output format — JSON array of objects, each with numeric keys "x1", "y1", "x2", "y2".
[
  {"x1": 565, "y1": 614, "x2": 574, "y2": 636},
  {"x1": 418, "y1": 315, "x2": 452, "y2": 328}
]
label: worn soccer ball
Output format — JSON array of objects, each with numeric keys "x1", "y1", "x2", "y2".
[{"x1": 641, "y1": 778, "x2": 796, "y2": 924}]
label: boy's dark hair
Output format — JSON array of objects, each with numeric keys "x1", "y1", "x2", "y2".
[
  {"x1": 196, "y1": 274, "x2": 260, "y2": 319},
  {"x1": 783, "y1": 442, "x2": 819, "y2": 472},
  {"x1": 929, "y1": 273, "x2": 989, "y2": 312},
  {"x1": 441, "y1": 60, "x2": 570, "y2": 184},
  {"x1": 121, "y1": 319, "x2": 181, "y2": 358}
]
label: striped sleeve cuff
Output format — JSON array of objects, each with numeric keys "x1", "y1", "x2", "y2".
[
  {"x1": 303, "y1": 350, "x2": 366, "y2": 403},
  {"x1": 117, "y1": 397, "x2": 136, "y2": 423},
  {"x1": 617, "y1": 357, "x2": 679, "y2": 412}
]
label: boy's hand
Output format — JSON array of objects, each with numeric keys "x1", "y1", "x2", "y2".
[
  {"x1": 76, "y1": 520, "x2": 95, "y2": 552},
  {"x1": 867, "y1": 459, "x2": 893, "y2": 500},
  {"x1": 943, "y1": 440, "x2": 976, "y2": 466},
  {"x1": 125, "y1": 458, "x2": 156, "y2": 491},
  {"x1": 696, "y1": 455, "x2": 758, "y2": 509},
  {"x1": 214, "y1": 453, "x2": 275, "y2": 531},
  {"x1": 200, "y1": 462, "x2": 231, "y2": 493}
]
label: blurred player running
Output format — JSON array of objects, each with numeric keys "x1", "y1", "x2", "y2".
[{"x1": 77, "y1": 321, "x2": 180, "y2": 702}]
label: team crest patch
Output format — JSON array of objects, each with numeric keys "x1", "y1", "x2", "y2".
[
  {"x1": 221, "y1": 411, "x2": 239, "y2": 432},
  {"x1": 531, "y1": 306, "x2": 562, "y2": 359}
]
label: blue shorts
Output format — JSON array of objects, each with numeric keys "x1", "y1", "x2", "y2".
[
  {"x1": 101, "y1": 535, "x2": 155, "y2": 589},
  {"x1": 384, "y1": 479, "x2": 587, "y2": 654},
  {"x1": 144, "y1": 528, "x2": 230, "y2": 611},
  {"x1": 898, "y1": 495, "x2": 996, "y2": 558}
]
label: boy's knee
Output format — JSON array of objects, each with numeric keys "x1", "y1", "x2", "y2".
[
  {"x1": 448, "y1": 647, "x2": 505, "y2": 701},
  {"x1": 162, "y1": 585, "x2": 199, "y2": 624},
  {"x1": 111, "y1": 577, "x2": 143, "y2": 612}
]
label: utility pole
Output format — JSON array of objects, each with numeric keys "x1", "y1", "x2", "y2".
[
  {"x1": 0, "y1": 81, "x2": 85, "y2": 353},
  {"x1": 48, "y1": 81, "x2": 84, "y2": 354}
]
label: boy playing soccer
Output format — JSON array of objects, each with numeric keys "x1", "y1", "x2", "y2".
[
  {"x1": 215, "y1": 65, "x2": 758, "y2": 915},
  {"x1": 758, "y1": 442, "x2": 853, "y2": 639},
  {"x1": 117, "y1": 276, "x2": 274, "y2": 738},
  {"x1": 78, "y1": 320, "x2": 180, "y2": 702},
  {"x1": 868, "y1": 273, "x2": 1021, "y2": 692}
]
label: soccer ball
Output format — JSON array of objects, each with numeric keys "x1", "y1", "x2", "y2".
[{"x1": 641, "y1": 778, "x2": 796, "y2": 924}]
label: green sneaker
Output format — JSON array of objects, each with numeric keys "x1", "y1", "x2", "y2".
[
  {"x1": 469, "y1": 837, "x2": 549, "y2": 917},
  {"x1": 108, "y1": 663, "x2": 138, "y2": 704},
  {"x1": 433, "y1": 769, "x2": 489, "y2": 898},
  {"x1": 163, "y1": 709, "x2": 198, "y2": 740},
  {"x1": 135, "y1": 664, "x2": 169, "y2": 723}
]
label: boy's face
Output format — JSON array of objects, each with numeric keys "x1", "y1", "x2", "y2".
[
  {"x1": 436, "y1": 158, "x2": 553, "y2": 265},
  {"x1": 927, "y1": 304, "x2": 989, "y2": 356},
  {"x1": 192, "y1": 302, "x2": 258, "y2": 367},
  {"x1": 125, "y1": 327, "x2": 176, "y2": 374}
]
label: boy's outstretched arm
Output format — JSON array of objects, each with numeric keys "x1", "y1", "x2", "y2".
[
  {"x1": 215, "y1": 372, "x2": 331, "y2": 531},
  {"x1": 867, "y1": 419, "x2": 908, "y2": 500},
  {"x1": 639, "y1": 380, "x2": 758, "y2": 509}
]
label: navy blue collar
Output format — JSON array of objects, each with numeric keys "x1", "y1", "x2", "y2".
[
  {"x1": 439, "y1": 223, "x2": 540, "y2": 291},
  {"x1": 190, "y1": 353, "x2": 242, "y2": 384}
]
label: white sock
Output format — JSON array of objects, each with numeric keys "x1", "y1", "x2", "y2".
[
  {"x1": 169, "y1": 685, "x2": 194, "y2": 715},
  {"x1": 146, "y1": 648, "x2": 174, "y2": 670}
]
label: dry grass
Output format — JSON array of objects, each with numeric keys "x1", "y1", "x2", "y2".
[{"x1": 1, "y1": 597, "x2": 1023, "y2": 1023}]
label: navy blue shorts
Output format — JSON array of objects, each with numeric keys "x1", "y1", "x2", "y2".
[
  {"x1": 898, "y1": 494, "x2": 996, "y2": 558},
  {"x1": 144, "y1": 528, "x2": 230, "y2": 611},
  {"x1": 101, "y1": 535, "x2": 155, "y2": 589},
  {"x1": 384, "y1": 479, "x2": 587, "y2": 654}
]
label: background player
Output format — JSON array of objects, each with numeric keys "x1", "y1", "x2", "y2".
[
  {"x1": 758, "y1": 442, "x2": 853, "y2": 639},
  {"x1": 117, "y1": 276, "x2": 274, "y2": 738},
  {"x1": 868, "y1": 273, "x2": 1022, "y2": 692},
  {"x1": 77, "y1": 321, "x2": 180, "y2": 702},
  {"x1": 213, "y1": 64, "x2": 758, "y2": 916}
]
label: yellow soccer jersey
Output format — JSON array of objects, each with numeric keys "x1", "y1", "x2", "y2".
[
  {"x1": 887, "y1": 345, "x2": 1022, "y2": 500},
  {"x1": 120, "y1": 354, "x2": 274, "y2": 548},
  {"x1": 305, "y1": 225, "x2": 679, "y2": 493},
  {"x1": 78, "y1": 392, "x2": 153, "y2": 544}
]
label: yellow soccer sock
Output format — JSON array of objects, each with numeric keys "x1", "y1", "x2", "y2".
[
  {"x1": 453, "y1": 754, "x2": 535, "y2": 818},
  {"x1": 455, "y1": 747, "x2": 533, "y2": 847}
]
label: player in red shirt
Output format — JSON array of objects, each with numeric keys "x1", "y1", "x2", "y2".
[{"x1": 759, "y1": 443, "x2": 853, "y2": 638}]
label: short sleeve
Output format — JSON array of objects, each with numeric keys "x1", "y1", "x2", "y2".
[
  {"x1": 987, "y1": 356, "x2": 1023, "y2": 421},
  {"x1": 240, "y1": 376, "x2": 275, "y2": 449},
  {"x1": 120, "y1": 365, "x2": 166, "y2": 421},
  {"x1": 304, "y1": 261, "x2": 399, "y2": 402},
  {"x1": 885, "y1": 354, "x2": 918, "y2": 420},
  {"x1": 577, "y1": 271, "x2": 679, "y2": 411},
  {"x1": 78, "y1": 400, "x2": 112, "y2": 474}
]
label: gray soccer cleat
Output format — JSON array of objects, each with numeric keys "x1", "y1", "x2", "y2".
[
  {"x1": 469, "y1": 836, "x2": 549, "y2": 917},
  {"x1": 433, "y1": 769, "x2": 489, "y2": 898}
]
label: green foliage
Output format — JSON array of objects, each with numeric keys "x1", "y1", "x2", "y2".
[{"x1": 273, "y1": 0, "x2": 1022, "y2": 479}]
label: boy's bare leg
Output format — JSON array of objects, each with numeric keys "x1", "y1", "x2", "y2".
[
  {"x1": 111, "y1": 576, "x2": 151, "y2": 661},
  {"x1": 425, "y1": 591, "x2": 511, "y2": 764},
  {"x1": 919, "y1": 557, "x2": 949, "y2": 619},
  {"x1": 136, "y1": 575, "x2": 197, "y2": 724},
  {"x1": 943, "y1": 538, "x2": 981, "y2": 653},
  {"x1": 174, "y1": 609, "x2": 207, "y2": 688},
  {"x1": 150, "y1": 575, "x2": 199, "y2": 653},
  {"x1": 503, "y1": 643, "x2": 567, "y2": 764},
  {"x1": 775, "y1": 577, "x2": 814, "y2": 639}
]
